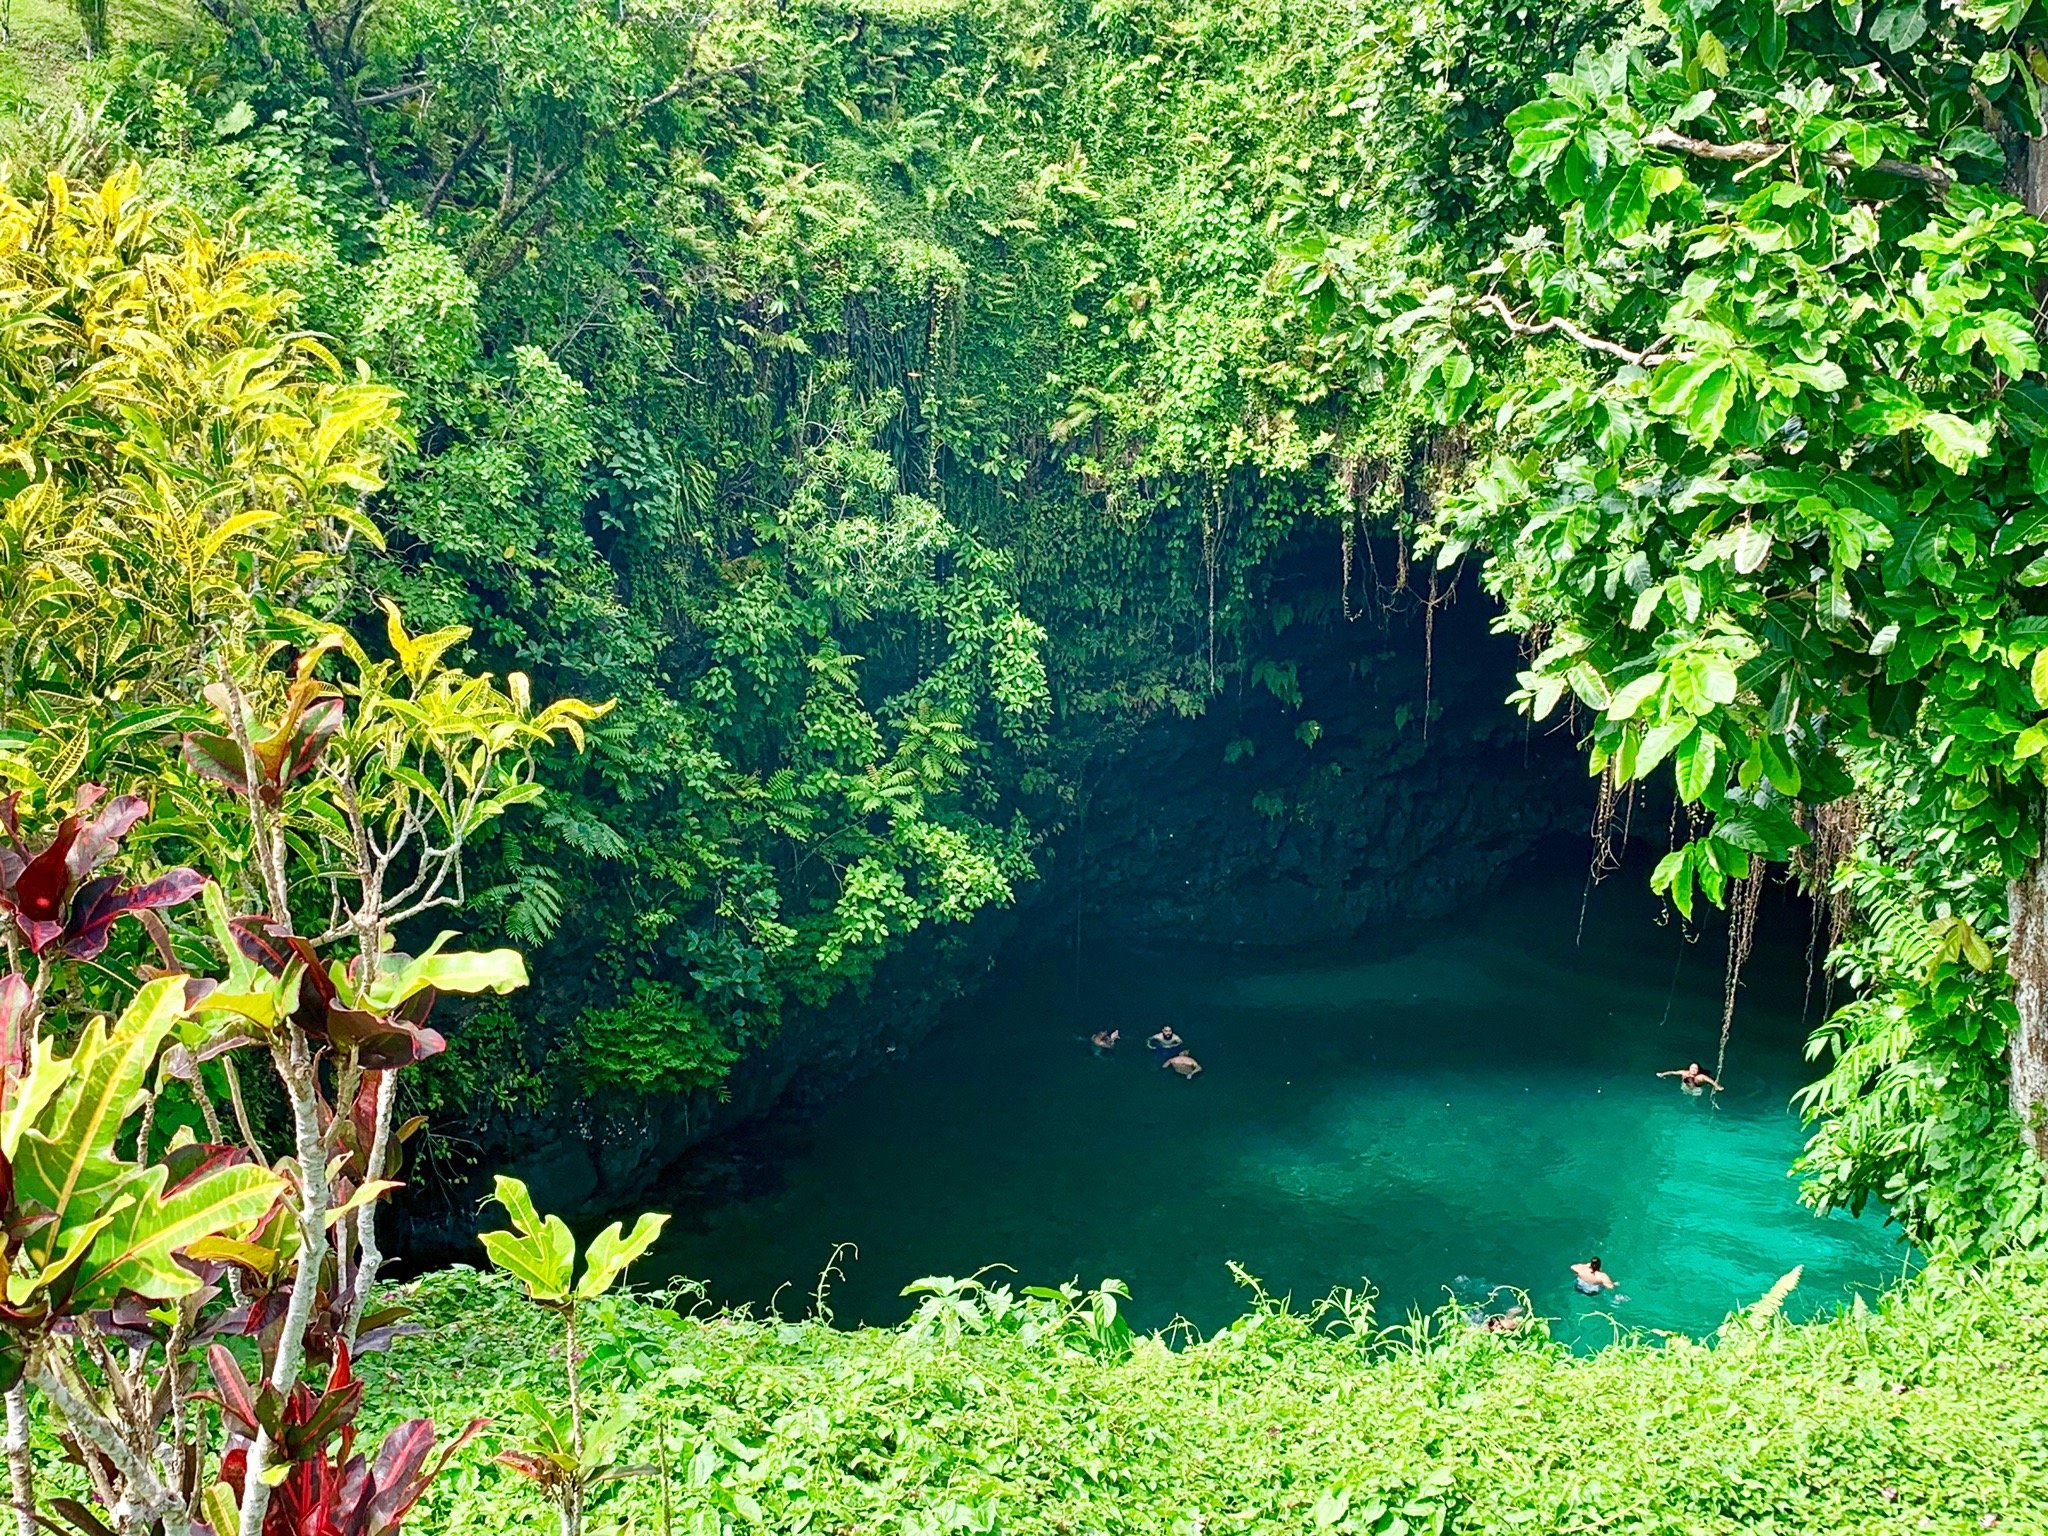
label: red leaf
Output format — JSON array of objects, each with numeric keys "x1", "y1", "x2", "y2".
[
  {"x1": 322, "y1": 1010, "x2": 446, "y2": 1070},
  {"x1": 327, "y1": 1340, "x2": 353, "y2": 1395},
  {"x1": 55, "y1": 867, "x2": 207, "y2": 960},
  {"x1": 207, "y1": 1344, "x2": 261, "y2": 1436},
  {"x1": 288, "y1": 1378, "x2": 364, "y2": 1461},
  {"x1": 183, "y1": 732, "x2": 253, "y2": 797},
  {"x1": 9, "y1": 818, "x2": 81, "y2": 937},
  {"x1": 63, "y1": 794, "x2": 147, "y2": 880},
  {"x1": 266, "y1": 1453, "x2": 344, "y2": 1536},
  {"x1": 230, "y1": 916, "x2": 297, "y2": 975},
  {"x1": 163, "y1": 1142, "x2": 250, "y2": 1196},
  {"x1": 0, "y1": 971, "x2": 30, "y2": 1081},
  {"x1": 278, "y1": 695, "x2": 345, "y2": 790},
  {"x1": 358, "y1": 1419, "x2": 439, "y2": 1536},
  {"x1": 491, "y1": 1450, "x2": 559, "y2": 1484}
]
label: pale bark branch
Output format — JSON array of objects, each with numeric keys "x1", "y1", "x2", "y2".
[
  {"x1": 33, "y1": 1363, "x2": 178, "y2": 1534},
  {"x1": 343, "y1": 1070, "x2": 399, "y2": 1347},
  {"x1": 5, "y1": 1387, "x2": 34, "y2": 1536},
  {"x1": 236, "y1": 1030, "x2": 334, "y2": 1536},
  {"x1": 1472, "y1": 293, "x2": 1680, "y2": 369},
  {"x1": 1643, "y1": 126, "x2": 1951, "y2": 191},
  {"x1": 356, "y1": 81, "x2": 431, "y2": 107}
]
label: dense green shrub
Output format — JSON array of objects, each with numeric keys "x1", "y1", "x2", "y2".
[{"x1": 572, "y1": 981, "x2": 742, "y2": 1099}]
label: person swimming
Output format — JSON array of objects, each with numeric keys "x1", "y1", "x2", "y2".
[
  {"x1": 1089, "y1": 1028, "x2": 1121, "y2": 1055},
  {"x1": 1657, "y1": 1062, "x2": 1721, "y2": 1095},
  {"x1": 1148, "y1": 1025, "x2": 1184, "y2": 1062},
  {"x1": 1162, "y1": 1049, "x2": 1203, "y2": 1080},
  {"x1": 1571, "y1": 1256, "x2": 1616, "y2": 1296}
]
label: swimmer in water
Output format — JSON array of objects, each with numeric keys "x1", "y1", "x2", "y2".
[
  {"x1": 1571, "y1": 1256, "x2": 1616, "y2": 1296},
  {"x1": 1163, "y1": 1049, "x2": 1203, "y2": 1080},
  {"x1": 1483, "y1": 1304, "x2": 1528, "y2": 1334},
  {"x1": 1658, "y1": 1062, "x2": 1721, "y2": 1094},
  {"x1": 1089, "y1": 1028, "x2": 1120, "y2": 1055},
  {"x1": 1148, "y1": 1025, "x2": 1184, "y2": 1062}
]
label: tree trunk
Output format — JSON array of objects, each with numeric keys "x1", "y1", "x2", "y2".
[
  {"x1": 2007, "y1": 859, "x2": 2048, "y2": 1161},
  {"x1": 6, "y1": 1385, "x2": 35, "y2": 1536},
  {"x1": 2026, "y1": 132, "x2": 2048, "y2": 221},
  {"x1": 2012, "y1": 142, "x2": 2048, "y2": 1163}
]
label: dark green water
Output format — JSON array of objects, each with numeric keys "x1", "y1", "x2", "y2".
[{"x1": 652, "y1": 859, "x2": 1906, "y2": 1344}]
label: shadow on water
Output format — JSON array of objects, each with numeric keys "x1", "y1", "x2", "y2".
[{"x1": 650, "y1": 847, "x2": 1910, "y2": 1346}]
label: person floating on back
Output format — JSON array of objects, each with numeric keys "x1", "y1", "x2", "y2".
[
  {"x1": 1572, "y1": 1256, "x2": 1616, "y2": 1296},
  {"x1": 1657, "y1": 1062, "x2": 1721, "y2": 1095},
  {"x1": 1148, "y1": 1025, "x2": 1184, "y2": 1062},
  {"x1": 1089, "y1": 1028, "x2": 1120, "y2": 1055},
  {"x1": 1162, "y1": 1049, "x2": 1203, "y2": 1080}
]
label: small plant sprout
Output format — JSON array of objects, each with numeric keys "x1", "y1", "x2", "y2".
[{"x1": 478, "y1": 1177, "x2": 669, "y2": 1536}]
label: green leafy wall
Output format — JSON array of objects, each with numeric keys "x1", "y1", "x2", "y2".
[{"x1": 75, "y1": 0, "x2": 1606, "y2": 1119}]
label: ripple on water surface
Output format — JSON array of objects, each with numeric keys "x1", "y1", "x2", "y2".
[{"x1": 651, "y1": 862, "x2": 1907, "y2": 1345}]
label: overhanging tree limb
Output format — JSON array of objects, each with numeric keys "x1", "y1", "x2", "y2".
[
  {"x1": 1472, "y1": 293, "x2": 1681, "y2": 368},
  {"x1": 464, "y1": 74, "x2": 699, "y2": 273},
  {"x1": 1643, "y1": 126, "x2": 1952, "y2": 191}
]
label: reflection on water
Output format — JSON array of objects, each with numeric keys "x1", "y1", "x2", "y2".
[{"x1": 650, "y1": 859, "x2": 1907, "y2": 1344}]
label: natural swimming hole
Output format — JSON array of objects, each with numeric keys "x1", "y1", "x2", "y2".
[{"x1": 649, "y1": 858, "x2": 1907, "y2": 1346}]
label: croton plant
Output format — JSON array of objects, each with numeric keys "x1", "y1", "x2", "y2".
[
  {"x1": 0, "y1": 626, "x2": 600, "y2": 1536},
  {"x1": 0, "y1": 168, "x2": 608, "y2": 1536}
]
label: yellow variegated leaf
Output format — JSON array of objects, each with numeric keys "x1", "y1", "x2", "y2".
[
  {"x1": 324, "y1": 1179, "x2": 402, "y2": 1227},
  {"x1": 74, "y1": 1161, "x2": 283, "y2": 1303}
]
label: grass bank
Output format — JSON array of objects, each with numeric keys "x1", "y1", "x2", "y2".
[
  {"x1": 376, "y1": 1258, "x2": 2048, "y2": 1535},
  {"x1": 0, "y1": 0, "x2": 189, "y2": 111}
]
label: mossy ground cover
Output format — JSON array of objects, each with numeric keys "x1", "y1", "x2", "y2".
[{"x1": 377, "y1": 1259, "x2": 2048, "y2": 1535}]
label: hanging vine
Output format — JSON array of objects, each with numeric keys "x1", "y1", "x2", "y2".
[{"x1": 1716, "y1": 869, "x2": 1765, "y2": 1089}]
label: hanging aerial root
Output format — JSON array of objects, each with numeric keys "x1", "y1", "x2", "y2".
[
  {"x1": 1802, "y1": 795, "x2": 1864, "y2": 948},
  {"x1": 1716, "y1": 868, "x2": 1765, "y2": 1088}
]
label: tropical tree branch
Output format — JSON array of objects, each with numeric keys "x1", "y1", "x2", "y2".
[
  {"x1": 1642, "y1": 126, "x2": 1952, "y2": 191},
  {"x1": 1473, "y1": 292, "x2": 1681, "y2": 368}
]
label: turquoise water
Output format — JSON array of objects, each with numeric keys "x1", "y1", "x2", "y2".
[{"x1": 651, "y1": 860, "x2": 1907, "y2": 1344}]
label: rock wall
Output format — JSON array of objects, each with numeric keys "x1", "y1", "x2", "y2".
[{"x1": 1051, "y1": 578, "x2": 1590, "y2": 945}]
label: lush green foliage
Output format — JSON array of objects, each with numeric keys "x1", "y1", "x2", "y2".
[
  {"x1": 1795, "y1": 845, "x2": 2035, "y2": 1240},
  {"x1": 12, "y1": 11, "x2": 2048, "y2": 1536},
  {"x1": 475, "y1": 1177, "x2": 666, "y2": 1536},
  {"x1": 70, "y1": 0, "x2": 1627, "y2": 1125},
  {"x1": 375, "y1": 1256, "x2": 2048, "y2": 1535},
  {"x1": 1280, "y1": 0, "x2": 2048, "y2": 1250},
  {"x1": 21, "y1": 0, "x2": 2046, "y2": 1263}
]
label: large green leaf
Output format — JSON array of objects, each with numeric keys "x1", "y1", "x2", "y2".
[
  {"x1": 1589, "y1": 161, "x2": 1651, "y2": 239},
  {"x1": 1, "y1": 1037, "x2": 70, "y2": 1163},
  {"x1": 73, "y1": 1161, "x2": 283, "y2": 1303},
  {"x1": 1917, "y1": 412, "x2": 1992, "y2": 473},
  {"x1": 478, "y1": 1175, "x2": 573, "y2": 1302},
  {"x1": 1867, "y1": 0, "x2": 1928, "y2": 51},
  {"x1": 1506, "y1": 97, "x2": 1583, "y2": 176},
  {"x1": 576, "y1": 1211, "x2": 670, "y2": 1301},
  {"x1": 13, "y1": 979, "x2": 188, "y2": 1248},
  {"x1": 366, "y1": 941, "x2": 529, "y2": 1010},
  {"x1": 1959, "y1": 311, "x2": 2039, "y2": 377}
]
